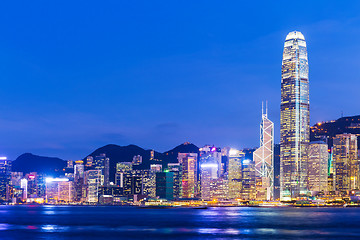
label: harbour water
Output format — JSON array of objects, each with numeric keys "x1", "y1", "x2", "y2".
[{"x1": 0, "y1": 205, "x2": 360, "y2": 239}]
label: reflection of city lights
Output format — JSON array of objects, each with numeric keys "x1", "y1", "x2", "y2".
[{"x1": 0, "y1": 157, "x2": 7, "y2": 160}]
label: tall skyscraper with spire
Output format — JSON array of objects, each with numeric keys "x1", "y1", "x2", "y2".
[
  {"x1": 280, "y1": 31, "x2": 310, "y2": 200},
  {"x1": 254, "y1": 102, "x2": 274, "y2": 200}
]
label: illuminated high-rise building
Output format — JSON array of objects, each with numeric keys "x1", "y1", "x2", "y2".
[
  {"x1": 308, "y1": 141, "x2": 328, "y2": 193},
  {"x1": 167, "y1": 163, "x2": 181, "y2": 199},
  {"x1": 280, "y1": 31, "x2": 310, "y2": 200},
  {"x1": 84, "y1": 170, "x2": 101, "y2": 203},
  {"x1": 253, "y1": 102, "x2": 274, "y2": 200},
  {"x1": 178, "y1": 153, "x2": 198, "y2": 198},
  {"x1": 93, "y1": 154, "x2": 110, "y2": 187},
  {"x1": 199, "y1": 146, "x2": 221, "y2": 200},
  {"x1": 228, "y1": 149, "x2": 244, "y2": 200},
  {"x1": 0, "y1": 157, "x2": 11, "y2": 201},
  {"x1": 333, "y1": 134, "x2": 358, "y2": 192}
]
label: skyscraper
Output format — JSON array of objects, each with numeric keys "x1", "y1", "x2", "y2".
[
  {"x1": 0, "y1": 158, "x2": 12, "y2": 202},
  {"x1": 228, "y1": 149, "x2": 244, "y2": 200},
  {"x1": 333, "y1": 134, "x2": 358, "y2": 192},
  {"x1": 308, "y1": 141, "x2": 328, "y2": 193},
  {"x1": 280, "y1": 31, "x2": 310, "y2": 200},
  {"x1": 253, "y1": 102, "x2": 274, "y2": 200},
  {"x1": 178, "y1": 153, "x2": 198, "y2": 198}
]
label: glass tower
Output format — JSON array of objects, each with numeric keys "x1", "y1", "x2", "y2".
[
  {"x1": 280, "y1": 31, "x2": 310, "y2": 200},
  {"x1": 254, "y1": 102, "x2": 274, "y2": 200}
]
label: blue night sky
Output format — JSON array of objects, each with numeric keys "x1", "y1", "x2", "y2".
[{"x1": 0, "y1": 1, "x2": 360, "y2": 160}]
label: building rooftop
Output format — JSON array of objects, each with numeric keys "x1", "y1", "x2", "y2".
[{"x1": 285, "y1": 31, "x2": 305, "y2": 41}]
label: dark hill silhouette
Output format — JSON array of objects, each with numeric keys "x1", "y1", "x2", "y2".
[
  {"x1": 12, "y1": 143, "x2": 200, "y2": 180},
  {"x1": 12, "y1": 153, "x2": 66, "y2": 175},
  {"x1": 84, "y1": 143, "x2": 199, "y2": 182}
]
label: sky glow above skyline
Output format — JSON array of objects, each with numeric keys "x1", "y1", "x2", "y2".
[{"x1": 1, "y1": 1, "x2": 360, "y2": 160}]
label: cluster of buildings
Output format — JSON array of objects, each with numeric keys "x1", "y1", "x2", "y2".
[{"x1": 1, "y1": 31, "x2": 360, "y2": 205}]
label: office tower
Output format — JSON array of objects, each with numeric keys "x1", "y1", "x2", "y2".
[
  {"x1": 132, "y1": 155, "x2": 142, "y2": 165},
  {"x1": 58, "y1": 181, "x2": 74, "y2": 203},
  {"x1": 199, "y1": 146, "x2": 222, "y2": 200},
  {"x1": 84, "y1": 170, "x2": 101, "y2": 203},
  {"x1": 45, "y1": 177, "x2": 70, "y2": 204},
  {"x1": 150, "y1": 164, "x2": 163, "y2": 172},
  {"x1": 333, "y1": 134, "x2": 358, "y2": 192},
  {"x1": 141, "y1": 170, "x2": 156, "y2": 198},
  {"x1": 272, "y1": 144, "x2": 281, "y2": 200},
  {"x1": 74, "y1": 160, "x2": 84, "y2": 202},
  {"x1": 241, "y1": 159, "x2": 256, "y2": 200},
  {"x1": 93, "y1": 154, "x2": 110, "y2": 187},
  {"x1": 254, "y1": 102, "x2": 274, "y2": 200},
  {"x1": 308, "y1": 142, "x2": 328, "y2": 193},
  {"x1": 0, "y1": 157, "x2": 11, "y2": 201},
  {"x1": 123, "y1": 171, "x2": 142, "y2": 196},
  {"x1": 116, "y1": 162, "x2": 133, "y2": 172},
  {"x1": 209, "y1": 177, "x2": 228, "y2": 201},
  {"x1": 228, "y1": 149, "x2": 244, "y2": 200},
  {"x1": 20, "y1": 178, "x2": 28, "y2": 199},
  {"x1": 156, "y1": 172, "x2": 174, "y2": 200},
  {"x1": 178, "y1": 153, "x2": 198, "y2": 198},
  {"x1": 280, "y1": 31, "x2": 310, "y2": 200},
  {"x1": 167, "y1": 163, "x2": 181, "y2": 199},
  {"x1": 10, "y1": 172, "x2": 23, "y2": 188}
]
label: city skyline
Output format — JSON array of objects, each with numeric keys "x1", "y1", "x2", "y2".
[{"x1": 1, "y1": 1, "x2": 360, "y2": 161}]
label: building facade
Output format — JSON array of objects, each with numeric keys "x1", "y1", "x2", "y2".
[
  {"x1": 280, "y1": 31, "x2": 310, "y2": 200},
  {"x1": 308, "y1": 141, "x2": 328, "y2": 193},
  {"x1": 333, "y1": 134, "x2": 358, "y2": 192},
  {"x1": 253, "y1": 102, "x2": 274, "y2": 200},
  {"x1": 178, "y1": 153, "x2": 198, "y2": 198}
]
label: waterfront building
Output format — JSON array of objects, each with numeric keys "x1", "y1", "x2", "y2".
[
  {"x1": 45, "y1": 177, "x2": 70, "y2": 204},
  {"x1": 178, "y1": 153, "x2": 198, "y2": 198},
  {"x1": 92, "y1": 154, "x2": 110, "y2": 187},
  {"x1": 241, "y1": 159, "x2": 256, "y2": 200},
  {"x1": 199, "y1": 146, "x2": 222, "y2": 200},
  {"x1": 84, "y1": 170, "x2": 101, "y2": 203},
  {"x1": 58, "y1": 181, "x2": 74, "y2": 203},
  {"x1": 253, "y1": 102, "x2": 274, "y2": 200},
  {"x1": 308, "y1": 141, "x2": 328, "y2": 193},
  {"x1": 228, "y1": 149, "x2": 244, "y2": 200},
  {"x1": 156, "y1": 171, "x2": 174, "y2": 200},
  {"x1": 74, "y1": 160, "x2": 84, "y2": 202},
  {"x1": 20, "y1": 178, "x2": 28, "y2": 199},
  {"x1": 120, "y1": 170, "x2": 155, "y2": 197},
  {"x1": 209, "y1": 177, "x2": 228, "y2": 201},
  {"x1": 333, "y1": 134, "x2": 358, "y2": 192},
  {"x1": 0, "y1": 157, "x2": 11, "y2": 201},
  {"x1": 167, "y1": 163, "x2": 181, "y2": 199},
  {"x1": 280, "y1": 31, "x2": 310, "y2": 200},
  {"x1": 141, "y1": 170, "x2": 156, "y2": 198}
]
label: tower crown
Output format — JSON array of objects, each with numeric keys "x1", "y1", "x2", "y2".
[{"x1": 285, "y1": 31, "x2": 305, "y2": 41}]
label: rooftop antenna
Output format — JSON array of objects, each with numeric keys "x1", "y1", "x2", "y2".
[{"x1": 266, "y1": 100, "x2": 268, "y2": 116}]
